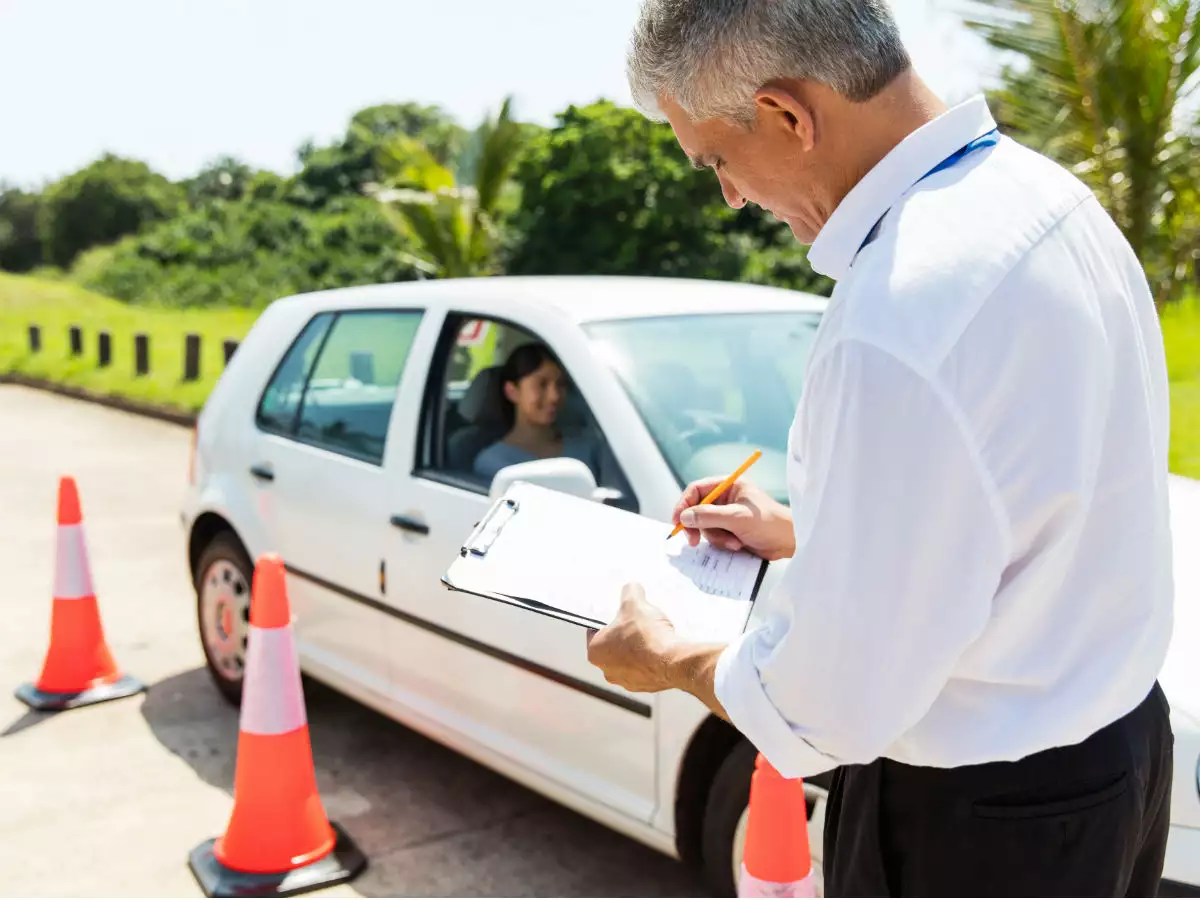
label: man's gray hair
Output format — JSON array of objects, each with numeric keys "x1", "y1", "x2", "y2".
[{"x1": 628, "y1": 0, "x2": 912, "y2": 124}]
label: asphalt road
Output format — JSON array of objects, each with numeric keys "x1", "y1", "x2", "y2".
[{"x1": 0, "y1": 385, "x2": 702, "y2": 897}]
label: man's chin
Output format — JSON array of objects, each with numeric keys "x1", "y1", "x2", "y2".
[{"x1": 784, "y1": 217, "x2": 818, "y2": 245}]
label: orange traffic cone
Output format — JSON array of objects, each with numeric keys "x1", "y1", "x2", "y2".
[
  {"x1": 15, "y1": 476, "x2": 144, "y2": 711},
  {"x1": 188, "y1": 553, "x2": 365, "y2": 897},
  {"x1": 739, "y1": 753, "x2": 816, "y2": 898}
]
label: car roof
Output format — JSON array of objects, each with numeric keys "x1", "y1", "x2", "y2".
[{"x1": 276, "y1": 275, "x2": 828, "y2": 325}]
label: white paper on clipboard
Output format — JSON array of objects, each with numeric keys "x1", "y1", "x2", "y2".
[{"x1": 442, "y1": 481, "x2": 766, "y2": 643}]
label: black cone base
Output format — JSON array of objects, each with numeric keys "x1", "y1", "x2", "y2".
[
  {"x1": 14, "y1": 673, "x2": 145, "y2": 711},
  {"x1": 188, "y1": 821, "x2": 367, "y2": 898}
]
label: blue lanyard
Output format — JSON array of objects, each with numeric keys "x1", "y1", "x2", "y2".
[
  {"x1": 858, "y1": 128, "x2": 1000, "y2": 255},
  {"x1": 919, "y1": 128, "x2": 1000, "y2": 182}
]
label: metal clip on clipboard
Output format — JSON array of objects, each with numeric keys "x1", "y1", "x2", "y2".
[{"x1": 460, "y1": 496, "x2": 520, "y2": 557}]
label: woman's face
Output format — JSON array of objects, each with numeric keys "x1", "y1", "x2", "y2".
[{"x1": 505, "y1": 359, "x2": 566, "y2": 428}]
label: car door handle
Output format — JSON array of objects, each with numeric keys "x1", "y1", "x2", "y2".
[
  {"x1": 249, "y1": 463, "x2": 275, "y2": 482},
  {"x1": 390, "y1": 514, "x2": 429, "y2": 536}
]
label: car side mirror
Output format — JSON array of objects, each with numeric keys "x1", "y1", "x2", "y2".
[{"x1": 489, "y1": 457, "x2": 611, "y2": 504}]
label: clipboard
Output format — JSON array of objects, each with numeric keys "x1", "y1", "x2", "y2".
[{"x1": 442, "y1": 481, "x2": 768, "y2": 643}]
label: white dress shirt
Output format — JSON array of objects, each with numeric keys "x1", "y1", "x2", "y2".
[{"x1": 713, "y1": 95, "x2": 1175, "y2": 779}]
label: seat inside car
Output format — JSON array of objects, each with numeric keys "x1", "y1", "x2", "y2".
[{"x1": 446, "y1": 366, "x2": 508, "y2": 473}]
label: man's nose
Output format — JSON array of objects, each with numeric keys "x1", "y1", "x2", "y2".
[{"x1": 717, "y1": 172, "x2": 747, "y2": 209}]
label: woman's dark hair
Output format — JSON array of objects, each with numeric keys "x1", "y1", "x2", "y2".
[{"x1": 498, "y1": 342, "x2": 562, "y2": 425}]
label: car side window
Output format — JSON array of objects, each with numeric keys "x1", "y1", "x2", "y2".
[
  {"x1": 258, "y1": 309, "x2": 422, "y2": 465},
  {"x1": 420, "y1": 315, "x2": 638, "y2": 512},
  {"x1": 256, "y1": 312, "x2": 334, "y2": 433}
]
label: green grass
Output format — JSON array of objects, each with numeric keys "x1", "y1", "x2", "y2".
[
  {"x1": 1162, "y1": 295, "x2": 1200, "y2": 480},
  {"x1": 0, "y1": 273, "x2": 259, "y2": 413}
]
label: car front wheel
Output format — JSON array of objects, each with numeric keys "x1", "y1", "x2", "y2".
[
  {"x1": 194, "y1": 532, "x2": 252, "y2": 706},
  {"x1": 702, "y1": 739, "x2": 831, "y2": 897}
]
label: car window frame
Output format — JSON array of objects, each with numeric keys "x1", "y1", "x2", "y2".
[
  {"x1": 254, "y1": 306, "x2": 425, "y2": 467},
  {"x1": 414, "y1": 311, "x2": 640, "y2": 513},
  {"x1": 254, "y1": 310, "x2": 336, "y2": 437}
]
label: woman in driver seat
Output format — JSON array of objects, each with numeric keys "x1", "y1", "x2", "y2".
[{"x1": 473, "y1": 342, "x2": 599, "y2": 483}]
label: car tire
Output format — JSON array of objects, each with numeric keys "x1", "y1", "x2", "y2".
[
  {"x1": 701, "y1": 739, "x2": 832, "y2": 898},
  {"x1": 194, "y1": 531, "x2": 253, "y2": 706}
]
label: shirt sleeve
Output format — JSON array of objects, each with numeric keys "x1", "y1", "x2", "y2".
[{"x1": 712, "y1": 338, "x2": 1010, "y2": 778}]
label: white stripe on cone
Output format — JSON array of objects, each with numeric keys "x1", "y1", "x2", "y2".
[
  {"x1": 240, "y1": 624, "x2": 308, "y2": 736},
  {"x1": 738, "y1": 865, "x2": 817, "y2": 898},
  {"x1": 54, "y1": 524, "x2": 94, "y2": 600}
]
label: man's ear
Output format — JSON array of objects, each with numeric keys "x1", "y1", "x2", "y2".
[{"x1": 754, "y1": 84, "x2": 815, "y2": 151}]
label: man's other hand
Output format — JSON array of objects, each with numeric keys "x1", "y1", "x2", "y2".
[
  {"x1": 672, "y1": 478, "x2": 795, "y2": 560},
  {"x1": 586, "y1": 584, "x2": 679, "y2": 693}
]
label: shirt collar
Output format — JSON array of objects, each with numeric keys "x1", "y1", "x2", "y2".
[{"x1": 806, "y1": 94, "x2": 999, "y2": 282}]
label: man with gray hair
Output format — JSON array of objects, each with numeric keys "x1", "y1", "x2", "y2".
[{"x1": 586, "y1": 0, "x2": 1175, "y2": 895}]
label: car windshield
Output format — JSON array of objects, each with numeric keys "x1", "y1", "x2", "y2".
[{"x1": 584, "y1": 311, "x2": 823, "y2": 505}]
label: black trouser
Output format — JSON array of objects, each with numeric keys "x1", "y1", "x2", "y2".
[{"x1": 824, "y1": 682, "x2": 1174, "y2": 897}]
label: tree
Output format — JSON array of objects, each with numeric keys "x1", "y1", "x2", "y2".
[
  {"x1": 293, "y1": 102, "x2": 469, "y2": 208},
  {"x1": 38, "y1": 154, "x2": 184, "y2": 269},
  {"x1": 506, "y1": 101, "x2": 742, "y2": 280},
  {"x1": 965, "y1": 0, "x2": 1200, "y2": 303},
  {"x1": 348, "y1": 103, "x2": 467, "y2": 170},
  {"x1": 0, "y1": 185, "x2": 44, "y2": 272},
  {"x1": 370, "y1": 96, "x2": 527, "y2": 278},
  {"x1": 504, "y1": 100, "x2": 829, "y2": 292},
  {"x1": 80, "y1": 194, "x2": 422, "y2": 308},
  {"x1": 183, "y1": 156, "x2": 256, "y2": 206}
]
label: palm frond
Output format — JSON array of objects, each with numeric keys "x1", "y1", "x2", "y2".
[
  {"x1": 473, "y1": 96, "x2": 522, "y2": 214},
  {"x1": 371, "y1": 96, "x2": 528, "y2": 278},
  {"x1": 962, "y1": 0, "x2": 1200, "y2": 300}
]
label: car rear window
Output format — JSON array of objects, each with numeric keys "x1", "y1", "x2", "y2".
[
  {"x1": 256, "y1": 309, "x2": 423, "y2": 465},
  {"x1": 256, "y1": 312, "x2": 334, "y2": 434}
]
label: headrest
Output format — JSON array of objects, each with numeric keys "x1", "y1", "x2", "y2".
[
  {"x1": 459, "y1": 366, "x2": 507, "y2": 425},
  {"x1": 558, "y1": 384, "x2": 588, "y2": 429}
]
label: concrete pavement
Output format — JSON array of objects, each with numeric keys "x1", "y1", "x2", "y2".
[{"x1": 0, "y1": 385, "x2": 701, "y2": 897}]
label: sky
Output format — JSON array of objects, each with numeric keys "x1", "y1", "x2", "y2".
[{"x1": 0, "y1": 0, "x2": 998, "y2": 189}]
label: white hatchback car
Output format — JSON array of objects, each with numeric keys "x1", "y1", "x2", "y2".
[{"x1": 182, "y1": 275, "x2": 1200, "y2": 896}]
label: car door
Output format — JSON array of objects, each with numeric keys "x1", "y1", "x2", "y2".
[
  {"x1": 250, "y1": 306, "x2": 423, "y2": 697},
  {"x1": 380, "y1": 311, "x2": 658, "y2": 823}
]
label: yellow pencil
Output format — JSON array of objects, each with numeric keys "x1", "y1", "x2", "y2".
[{"x1": 668, "y1": 449, "x2": 763, "y2": 539}]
